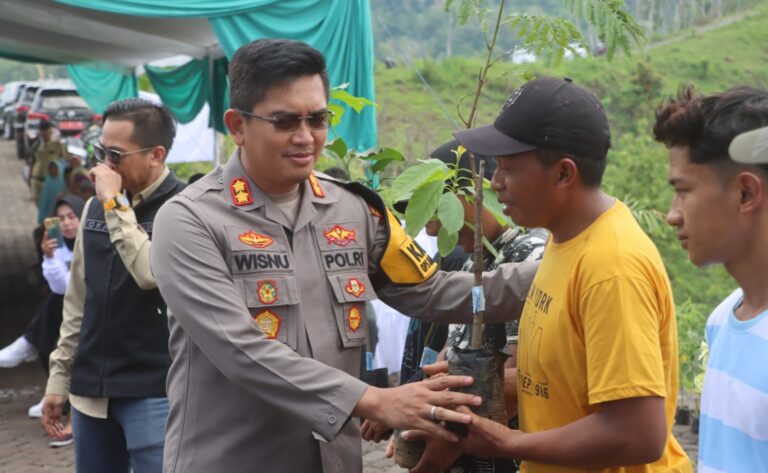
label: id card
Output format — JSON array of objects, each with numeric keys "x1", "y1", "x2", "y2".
[{"x1": 419, "y1": 347, "x2": 438, "y2": 368}]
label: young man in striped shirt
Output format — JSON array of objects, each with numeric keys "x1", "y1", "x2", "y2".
[{"x1": 654, "y1": 87, "x2": 768, "y2": 472}]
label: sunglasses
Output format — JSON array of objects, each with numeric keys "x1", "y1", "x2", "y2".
[
  {"x1": 237, "y1": 109, "x2": 334, "y2": 132},
  {"x1": 93, "y1": 143, "x2": 156, "y2": 165}
]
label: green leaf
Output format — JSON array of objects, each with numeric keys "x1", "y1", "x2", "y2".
[
  {"x1": 331, "y1": 89, "x2": 377, "y2": 113},
  {"x1": 360, "y1": 147, "x2": 403, "y2": 161},
  {"x1": 328, "y1": 103, "x2": 345, "y2": 127},
  {"x1": 405, "y1": 179, "x2": 444, "y2": 237},
  {"x1": 389, "y1": 159, "x2": 450, "y2": 203},
  {"x1": 372, "y1": 156, "x2": 403, "y2": 174},
  {"x1": 437, "y1": 192, "x2": 465, "y2": 233},
  {"x1": 437, "y1": 226, "x2": 459, "y2": 257},
  {"x1": 482, "y1": 187, "x2": 510, "y2": 227},
  {"x1": 324, "y1": 138, "x2": 347, "y2": 161}
]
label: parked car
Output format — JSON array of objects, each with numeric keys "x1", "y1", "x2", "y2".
[
  {"x1": 13, "y1": 83, "x2": 41, "y2": 158},
  {"x1": 1, "y1": 81, "x2": 27, "y2": 139},
  {"x1": 24, "y1": 85, "x2": 100, "y2": 148}
]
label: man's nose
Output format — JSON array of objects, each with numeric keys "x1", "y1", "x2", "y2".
[
  {"x1": 290, "y1": 120, "x2": 314, "y2": 144},
  {"x1": 490, "y1": 171, "x2": 503, "y2": 191},
  {"x1": 666, "y1": 206, "x2": 682, "y2": 227}
]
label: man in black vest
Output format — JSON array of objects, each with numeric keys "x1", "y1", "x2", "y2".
[{"x1": 42, "y1": 98, "x2": 185, "y2": 473}]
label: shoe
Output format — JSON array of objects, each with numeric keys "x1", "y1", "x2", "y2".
[
  {"x1": 49, "y1": 418, "x2": 73, "y2": 448},
  {"x1": 28, "y1": 398, "x2": 44, "y2": 418},
  {"x1": 49, "y1": 437, "x2": 73, "y2": 448},
  {"x1": 0, "y1": 337, "x2": 38, "y2": 368}
]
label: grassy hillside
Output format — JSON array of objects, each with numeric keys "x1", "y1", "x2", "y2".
[{"x1": 375, "y1": 6, "x2": 768, "y2": 160}]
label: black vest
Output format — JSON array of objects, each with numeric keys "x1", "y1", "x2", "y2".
[{"x1": 70, "y1": 173, "x2": 185, "y2": 398}]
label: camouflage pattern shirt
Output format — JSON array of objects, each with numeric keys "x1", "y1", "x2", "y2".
[{"x1": 446, "y1": 226, "x2": 548, "y2": 357}]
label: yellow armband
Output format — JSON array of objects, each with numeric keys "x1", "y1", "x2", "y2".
[{"x1": 379, "y1": 209, "x2": 437, "y2": 284}]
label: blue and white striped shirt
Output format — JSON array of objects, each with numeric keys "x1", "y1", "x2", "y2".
[{"x1": 698, "y1": 288, "x2": 768, "y2": 473}]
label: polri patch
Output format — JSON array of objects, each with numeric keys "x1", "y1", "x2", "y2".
[
  {"x1": 344, "y1": 278, "x2": 366, "y2": 298},
  {"x1": 253, "y1": 310, "x2": 281, "y2": 339},
  {"x1": 257, "y1": 280, "x2": 278, "y2": 305},
  {"x1": 324, "y1": 225, "x2": 356, "y2": 246},
  {"x1": 231, "y1": 177, "x2": 253, "y2": 206},
  {"x1": 238, "y1": 230, "x2": 273, "y2": 249},
  {"x1": 347, "y1": 305, "x2": 362, "y2": 332},
  {"x1": 309, "y1": 173, "x2": 325, "y2": 198}
]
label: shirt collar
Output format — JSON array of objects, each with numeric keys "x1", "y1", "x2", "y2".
[
  {"x1": 222, "y1": 149, "x2": 338, "y2": 212},
  {"x1": 131, "y1": 166, "x2": 170, "y2": 207}
]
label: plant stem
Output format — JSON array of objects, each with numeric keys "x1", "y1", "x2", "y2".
[
  {"x1": 466, "y1": 0, "x2": 505, "y2": 349},
  {"x1": 464, "y1": 0, "x2": 506, "y2": 129},
  {"x1": 470, "y1": 158, "x2": 486, "y2": 350}
]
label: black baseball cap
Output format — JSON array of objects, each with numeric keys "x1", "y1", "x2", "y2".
[
  {"x1": 393, "y1": 139, "x2": 495, "y2": 213},
  {"x1": 454, "y1": 76, "x2": 611, "y2": 159}
]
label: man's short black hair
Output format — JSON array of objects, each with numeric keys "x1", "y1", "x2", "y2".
[
  {"x1": 229, "y1": 38, "x2": 330, "y2": 112},
  {"x1": 103, "y1": 98, "x2": 176, "y2": 153},
  {"x1": 653, "y1": 85, "x2": 768, "y2": 175},
  {"x1": 534, "y1": 148, "x2": 607, "y2": 187}
]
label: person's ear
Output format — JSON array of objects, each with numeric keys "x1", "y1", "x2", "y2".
[
  {"x1": 151, "y1": 146, "x2": 167, "y2": 165},
  {"x1": 554, "y1": 158, "x2": 578, "y2": 188},
  {"x1": 224, "y1": 109, "x2": 246, "y2": 146},
  {"x1": 736, "y1": 171, "x2": 764, "y2": 214}
]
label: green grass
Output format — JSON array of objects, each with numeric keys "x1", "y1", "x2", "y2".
[{"x1": 375, "y1": 5, "x2": 768, "y2": 161}]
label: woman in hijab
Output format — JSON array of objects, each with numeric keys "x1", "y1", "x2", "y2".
[
  {"x1": 0, "y1": 194, "x2": 84, "y2": 447},
  {"x1": 36, "y1": 160, "x2": 67, "y2": 225}
]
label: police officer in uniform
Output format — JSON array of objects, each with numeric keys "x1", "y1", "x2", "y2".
[
  {"x1": 150, "y1": 39, "x2": 538, "y2": 473},
  {"x1": 29, "y1": 120, "x2": 67, "y2": 206}
]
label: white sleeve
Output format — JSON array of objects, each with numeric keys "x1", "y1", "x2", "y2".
[{"x1": 41, "y1": 249, "x2": 71, "y2": 295}]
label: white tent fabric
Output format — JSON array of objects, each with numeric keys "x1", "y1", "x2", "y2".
[
  {"x1": 139, "y1": 91, "x2": 215, "y2": 163},
  {"x1": 0, "y1": 0, "x2": 222, "y2": 68}
]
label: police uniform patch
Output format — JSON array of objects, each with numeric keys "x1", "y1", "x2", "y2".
[
  {"x1": 257, "y1": 280, "x2": 278, "y2": 304},
  {"x1": 231, "y1": 177, "x2": 253, "y2": 206},
  {"x1": 368, "y1": 205, "x2": 383, "y2": 219},
  {"x1": 324, "y1": 225, "x2": 356, "y2": 246},
  {"x1": 347, "y1": 305, "x2": 362, "y2": 332},
  {"x1": 309, "y1": 173, "x2": 325, "y2": 198},
  {"x1": 344, "y1": 278, "x2": 366, "y2": 298},
  {"x1": 253, "y1": 310, "x2": 281, "y2": 339},
  {"x1": 238, "y1": 230, "x2": 273, "y2": 249}
]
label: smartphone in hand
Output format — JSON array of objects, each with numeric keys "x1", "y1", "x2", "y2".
[{"x1": 44, "y1": 217, "x2": 63, "y2": 248}]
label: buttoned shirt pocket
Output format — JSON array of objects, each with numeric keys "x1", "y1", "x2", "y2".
[
  {"x1": 239, "y1": 276, "x2": 301, "y2": 350},
  {"x1": 325, "y1": 273, "x2": 376, "y2": 347}
]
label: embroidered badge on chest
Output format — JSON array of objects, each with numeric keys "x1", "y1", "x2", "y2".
[
  {"x1": 308, "y1": 173, "x2": 325, "y2": 198},
  {"x1": 238, "y1": 230, "x2": 273, "y2": 249},
  {"x1": 231, "y1": 177, "x2": 253, "y2": 206},
  {"x1": 347, "y1": 305, "x2": 362, "y2": 332},
  {"x1": 324, "y1": 225, "x2": 357, "y2": 246},
  {"x1": 253, "y1": 310, "x2": 281, "y2": 339},
  {"x1": 257, "y1": 280, "x2": 278, "y2": 304},
  {"x1": 344, "y1": 278, "x2": 366, "y2": 298}
]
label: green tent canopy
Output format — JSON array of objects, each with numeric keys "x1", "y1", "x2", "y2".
[{"x1": 0, "y1": 0, "x2": 376, "y2": 150}]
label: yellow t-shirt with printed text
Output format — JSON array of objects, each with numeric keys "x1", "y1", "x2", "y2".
[{"x1": 517, "y1": 200, "x2": 691, "y2": 473}]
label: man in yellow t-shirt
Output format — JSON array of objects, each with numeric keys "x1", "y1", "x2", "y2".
[{"x1": 452, "y1": 77, "x2": 692, "y2": 473}]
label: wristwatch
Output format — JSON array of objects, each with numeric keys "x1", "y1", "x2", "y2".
[{"x1": 103, "y1": 194, "x2": 130, "y2": 212}]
